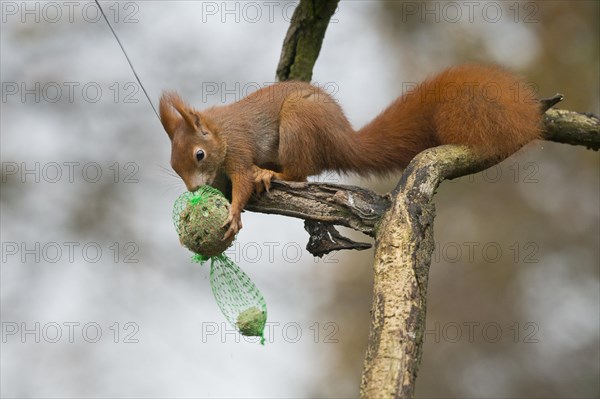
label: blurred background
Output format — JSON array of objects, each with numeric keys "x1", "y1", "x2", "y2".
[{"x1": 1, "y1": 1, "x2": 598, "y2": 397}]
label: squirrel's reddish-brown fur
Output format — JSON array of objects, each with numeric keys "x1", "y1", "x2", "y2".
[{"x1": 160, "y1": 64, "x2": 542, "y2": 239}]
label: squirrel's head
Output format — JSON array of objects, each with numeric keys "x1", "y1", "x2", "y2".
[{"x1": 159, "y1": 91, "x2": 226, "y2": 191}]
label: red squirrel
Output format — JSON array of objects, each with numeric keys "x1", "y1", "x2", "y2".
[{"x1": 160, "y1": 64, "x2": 542, "y2": 240}]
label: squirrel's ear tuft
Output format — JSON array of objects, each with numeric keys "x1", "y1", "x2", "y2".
[
  {"x1": 159, "y1": 91, "x2": 183, "y2": 140},
  {"x1": 160, "y1": 91, "x2": 202, "y2": 134}
]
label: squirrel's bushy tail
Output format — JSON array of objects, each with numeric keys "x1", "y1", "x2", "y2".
[{"x1": 355, "y1": 64, "x2": 542, "y2": 175}]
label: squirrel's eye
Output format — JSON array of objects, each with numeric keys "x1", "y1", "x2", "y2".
[{"x1": 195, "y1": 150, "x2": 205, "y2": 162}]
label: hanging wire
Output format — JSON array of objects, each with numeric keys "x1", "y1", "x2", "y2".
[{"x1": 94, "y1": 0, "x2": 161, "y2": 123}]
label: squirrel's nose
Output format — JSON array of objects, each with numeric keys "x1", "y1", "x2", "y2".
[
  {"x1": 184, "y1": 180, "x2": 200, "y2": 192},
  {"x1": 185, "y1": 173, "x2": 213, "y2": 192}
]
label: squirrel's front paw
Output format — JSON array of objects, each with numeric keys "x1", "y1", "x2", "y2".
[{"x1": 222, "y1": 210, "x2": 242, "y2": 241}]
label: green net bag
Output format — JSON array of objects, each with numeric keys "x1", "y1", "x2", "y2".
[
  {"x1": 208, "y1": 254, "x2": 267, "y2": 339},
  {"x1": 173, "y1": 185, "x2": 234, "y2": 256},
  {"x1": 173, "y1": 186, "x2": 267, "y2": 344}
]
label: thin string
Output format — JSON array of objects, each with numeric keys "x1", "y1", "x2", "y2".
[{"x1": 94, "y1": 0, "x2": 161, "y2": 123}]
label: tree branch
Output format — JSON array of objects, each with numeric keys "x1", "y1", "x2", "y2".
[
  {"x1": 543, "y1": 109, "x2": 600, "y2": 150},
  {"x1": 246, "y1": 181, "x2": 390, "y2": 237},
  {"x1": 276, "y1": 0, "x2": 339, "y2": 82},
  {"x1": 359, "y1": 144, "x2": 489, "y2": 398}
]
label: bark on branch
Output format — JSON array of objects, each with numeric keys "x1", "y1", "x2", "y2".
[
  {"x1": 543, "y1": 109, "x2": 600, "y2": 150},
  {"x1": 246, "y1": 181, "x2": 390, "y2": 237},
  {"x1": 276, "y1": 0, "x2": 339, "y2": 82}
]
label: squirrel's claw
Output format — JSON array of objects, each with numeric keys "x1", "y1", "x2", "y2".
[
  {"x1": 222, "y1": 210, "x2": 242, "y2": 241},
  {"x1": 252, "y1": 166, "x2": 276, "y2": 194}
]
